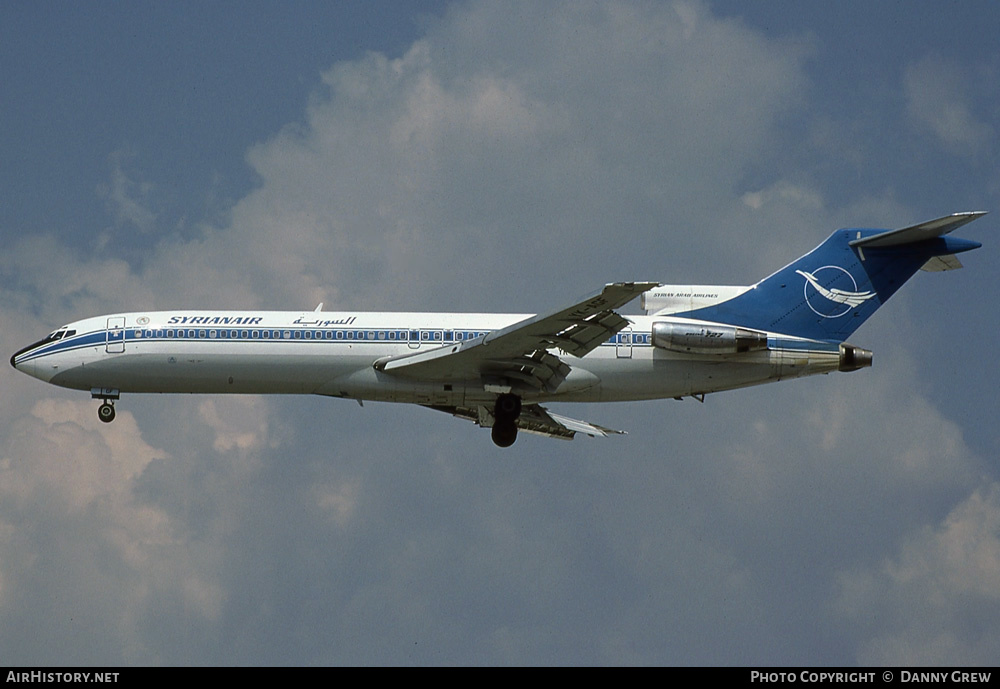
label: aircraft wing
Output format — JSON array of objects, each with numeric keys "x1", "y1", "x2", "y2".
[
  {"x1": 425, "y1": 403, "x2": 626, "y2": 441},
  {"x1": 376, "y1": 282, "x2": 658, "y2": 392}
]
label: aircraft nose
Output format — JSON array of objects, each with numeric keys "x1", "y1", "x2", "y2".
[
  {"x1": 11, "y1": 345, "x2": 38, "y2": 377},
  {"x1": 11, "y1": 357, "x2": 32, "y2": 377}
]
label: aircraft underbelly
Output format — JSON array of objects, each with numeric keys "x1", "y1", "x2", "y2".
[{"x1": 50, "y1": 349, "x2": 369, "y2": 395}]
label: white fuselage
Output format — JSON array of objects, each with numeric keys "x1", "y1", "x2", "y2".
[{"x1": 14, "y1": 310, "x2": 845, "y2": 408}]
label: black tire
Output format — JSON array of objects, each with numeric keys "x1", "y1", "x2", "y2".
[
  {"x1": 494, "y1": 393, "x2": 522, "y2": 423},
  {"x1": 491, "y1": 421, "x2": 518, "y2": 448},
  {"x1": 98, "y1": 403, "x2": 116, "y2": 423}
]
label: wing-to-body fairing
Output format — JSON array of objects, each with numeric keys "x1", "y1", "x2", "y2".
[{"x1": 11, "y1": 213, "x2": 985, "y2": 446}]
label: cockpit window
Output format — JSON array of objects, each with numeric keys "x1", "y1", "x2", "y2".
[
  {"x1": 44, "y1": 328, "x2": 77, "y2": 342},
  {"x1": 11, "y1": 329, "x2": 69, "y2": 362}
]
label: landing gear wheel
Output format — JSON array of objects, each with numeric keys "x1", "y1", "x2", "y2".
[
  {"x1": 495, "y1": 393, "x2": 522, "y2": 421},
  {"x1": 491, "y1": 421, "x2": 518, "y2": 448},
  {"x1": 98, "y1": 402, "x2": 116, "y2": 423},
  {"x1": 492, "y1": 393, "x2": 522, "y2": 447}
]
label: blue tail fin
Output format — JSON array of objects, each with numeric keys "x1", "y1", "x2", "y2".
[{"x1": 672, "y1": 212, "x2": 984, "y2": 341}]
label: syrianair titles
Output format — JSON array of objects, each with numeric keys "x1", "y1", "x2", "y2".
[{"x1": 11, "y1": 212, "x2": 985, "y2": 447}]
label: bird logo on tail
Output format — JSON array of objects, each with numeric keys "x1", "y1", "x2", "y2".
[{"x1": 796, "y1": 267, "x2": 877, "y2": 318}]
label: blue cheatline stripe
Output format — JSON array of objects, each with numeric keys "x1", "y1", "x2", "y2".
[
  {"x1": 16, "y1": 326, "x2": 662, "y2": 364},
  {"x1": 16, "y1": 325, "x2": 841, "y2": 365},
  {"x1": 14, "y1": 331, "x2": 106, "y2": 363}
]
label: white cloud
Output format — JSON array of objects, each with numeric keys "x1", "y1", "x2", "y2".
[
  {"x1": 838, "y1": 484, "x2": 1000, "y2": 665},
  {"x1": 196, "y1": 0, "x2": 813, "y2": 312},
  {"x1": 0, "y1": 399, "x2": 229, "y2": 662},
  {"x1": 97, "y1": 151, "x2": 158, "y2": 238},
  {"x1": 197, "y1": 397, "x2": 272, "y2": 454},
  {"x1": 905, "y1": 54, "x2": 994, "y2": 156}
]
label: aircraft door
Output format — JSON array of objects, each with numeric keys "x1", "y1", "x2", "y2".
[
  {"x1": 616, "y1": 328, "x2": 632, "y2": 358},
  {"x1": 106, "y1": 317, "x2": 126, "y2": 354}
]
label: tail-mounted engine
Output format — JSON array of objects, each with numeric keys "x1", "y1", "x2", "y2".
[
  {"x1": 651, "y1": 321, "x2": 768, "y2": 354},
  {"x1": 838, "y1": 343, "x2": 873, "y2": 372}
]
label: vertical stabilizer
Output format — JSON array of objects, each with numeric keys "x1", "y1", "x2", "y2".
[{"x1": 668, "y1": 213, "x2": 984, "y2": 341}]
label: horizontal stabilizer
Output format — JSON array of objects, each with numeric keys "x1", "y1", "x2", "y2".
[{"x1": 849, "y1": 211, "x2": 987, "y2": 248}]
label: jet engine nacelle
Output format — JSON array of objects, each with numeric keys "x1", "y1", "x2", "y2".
[
  {"x1": 838, "y1": 343, "x2": 873, "y2": 372},
  {"x1": 651, "y1": 321, "x2": 768, "y2": 354}
]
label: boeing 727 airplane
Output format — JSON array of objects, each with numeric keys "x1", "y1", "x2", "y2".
[{"x1": 11, "y1": 212, "x2": 985, "y2": 446}]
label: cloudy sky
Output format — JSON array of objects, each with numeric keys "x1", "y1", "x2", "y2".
[{"x1": 2, "y1": 1, "x2": 998, "y2": 665}]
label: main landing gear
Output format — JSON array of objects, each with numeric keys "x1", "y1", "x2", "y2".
[
  {"x1": 91, "y1": 388, "x2": 120, "y2": 424},
  {"x1": 491, "y1": 393, "x2": 522, "y2": 448}
]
